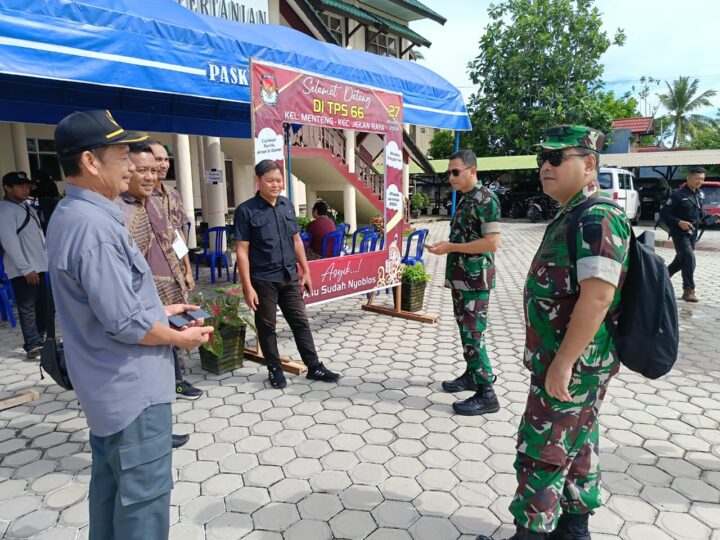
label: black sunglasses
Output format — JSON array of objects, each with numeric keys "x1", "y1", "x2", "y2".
[
  {"x1": 536, "y1": 151, "x2": 587, "y2": 168},
  {"x1": 448, "y1": 166, "x2": 472, "y2": 177}
]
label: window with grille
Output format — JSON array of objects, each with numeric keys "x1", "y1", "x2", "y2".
[
  {"x1": 366, "y1": 31, "x2": 399, "y2": 57},
  {"x1": 320, "y1": 13, "x2": 344, "y2": 46}
]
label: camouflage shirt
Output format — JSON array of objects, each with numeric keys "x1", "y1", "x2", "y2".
[
  {"x1": 523, "y1": 184, "x2": 631, "y2": 379},
  {"x1": 445, "y1": 185, "x2": 501, "y2": 291}
]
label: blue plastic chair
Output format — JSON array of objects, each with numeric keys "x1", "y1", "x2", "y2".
[
  {"x1": 402, "y1": 228, "x2": 429, "y2": 266},
  {"x1": 358, "y1": 231, "x2": 380, "y2": 253},
  {"x1": 0, "y1": 257, "x2": 16, "y2": 328},
  {"x1": 300, "y1": 232, "x2": 312, "y2": 248},
  {"x1": 351, "y1": 226, "x2": 377, "y2": 254},
  {"x1": 321, "y1": 229, "x2": 345, "y2": 258},
  {"x1": 194, "y1": 226, "x2": 231, "y2": 283},
  {"x1": 336, "y1": 223, "x2": 350, "y2": 255}
]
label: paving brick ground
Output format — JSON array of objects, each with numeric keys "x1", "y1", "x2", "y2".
[{"x1": 0, "y1": 219, "x2": 719, "y2": 540}]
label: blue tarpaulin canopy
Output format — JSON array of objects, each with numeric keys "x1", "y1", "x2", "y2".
[{"x1": 0, "y1": 0, "x2": 470, "y2": 137}]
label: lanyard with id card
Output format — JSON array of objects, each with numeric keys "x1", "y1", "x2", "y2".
[{"x1": 172, "y1": 229, "x2": 189, "y2": 260}]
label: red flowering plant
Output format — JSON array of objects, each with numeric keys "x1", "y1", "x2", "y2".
[{"x1": 191, "y1": 285, "x2": 256, "y2": 357}]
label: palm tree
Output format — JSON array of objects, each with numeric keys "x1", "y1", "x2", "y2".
[{"x1": 657, "y1": 76, "x2": 716, "y2": 147}]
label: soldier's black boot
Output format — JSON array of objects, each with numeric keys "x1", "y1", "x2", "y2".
[
  {"x1": 548, "y1": 512, "x2": 591, "y2": 540},
  {"x1": 477, "y1": 523, "x2": 550, "y2": 539},
  {"x1": 442, "y1": 370, "x2": 478, "y2": 392},
  {"x1": 452, "y1": 377, "x2": 500, "y2": 416}
]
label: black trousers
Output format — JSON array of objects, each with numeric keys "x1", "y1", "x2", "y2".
[
  {"x1": 668, "y1": 233, "x2": 696, "y2": 290},
  {"x1": 10, "y1": 273, "x2": 53, "y2": 352},
  {"x1": 251, "y1": 278, "x2": 319, "y2": 369}
]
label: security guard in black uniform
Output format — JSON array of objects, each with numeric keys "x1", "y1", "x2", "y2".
[{"x1": 660, "y1": 166, "x2": 706, "y2": 302}]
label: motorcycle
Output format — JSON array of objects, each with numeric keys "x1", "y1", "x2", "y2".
[{"x1": 527, "y1": 194, "x2": 559, "y2": 223}]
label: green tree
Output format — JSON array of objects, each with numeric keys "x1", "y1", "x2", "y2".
[
  {"x1": 688, "y1": 112, "x2": 720, "y2": 150},
  {"x1": 466, "y1": 0, "x2": 625, "y2": 156},
  {"x1": 596, "y1": 90, "x2": 640, "y2": 120},
  {"x1": 427, "y1": 129, "x2": 456, "y2": 159},
  {"x1": 657, "y1": 76, "x2": 717, "y2": 147}
]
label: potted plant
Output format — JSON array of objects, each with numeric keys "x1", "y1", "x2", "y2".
[
  {"x1": 400, "y1": 263, "x2": 430, "y2": 312},
  {"x1": 191, "y1": 286, "x2": 256, "y2": 374},
  {"x1": 420, "y1": 193, "x2": 430, "y2": 215},
  {"x1": 296, "y1": 215, "x2": 312, "y2": 232},
  {"x1": 410, "y1": 193, "x2": 424, "y2": 218}
]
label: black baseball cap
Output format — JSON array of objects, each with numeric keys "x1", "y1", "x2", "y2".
[
  {"x1": 54, "y1": 109, "x2": 148, "y2": 158},
  {"x1": 687, "y1": 166, "x2": 706, "y2": 174},
  {"x1": 2, "y1": 171, "x2": 34, "y2": 186}
]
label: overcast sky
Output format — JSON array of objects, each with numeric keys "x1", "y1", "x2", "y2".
[{"x1": 411, "y1": 0, "x2": 719, "y2": 117}]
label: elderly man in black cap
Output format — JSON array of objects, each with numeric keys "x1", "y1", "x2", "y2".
[
  {"x1": 0, "y1": 171, "x2": 52, "y2": 358},
  {"x1": 47, "y1": 110, "x2": 213, "y2": 540}
]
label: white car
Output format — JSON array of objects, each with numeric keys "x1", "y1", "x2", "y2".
[{"x1": 598, "y1": 167, "x2": 642, "y2": 224}]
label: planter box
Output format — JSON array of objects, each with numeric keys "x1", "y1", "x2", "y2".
[
  {"x1": 199, "y1": 325, "x2": 246, "y2": 374},
  {"x1": 401, "y1": 281, "x2": 426, "y2": 312}
]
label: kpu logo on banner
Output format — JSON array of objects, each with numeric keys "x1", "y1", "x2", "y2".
[
  {"x1": 206, "y1": 62, "x2": 249, "y2": 86},
  {"x1": 260, "y1": 74, "x2": 279, "y2": 106}
]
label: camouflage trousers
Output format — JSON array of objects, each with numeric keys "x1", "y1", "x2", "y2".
[
  {"x1": 450, "y1": 289, "x2": 493, "y2": 384},
  {"x1": 509, "y1": 363, "x2": 617, "y2": 533}
]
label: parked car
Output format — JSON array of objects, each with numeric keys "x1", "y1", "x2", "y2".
[
  {"x1": 637, "y1": 177, "x2": 671, "y2": 219},
  {"x1": 701, "y1": 181, "x2": 720, "y2": 220},
  {"x1": 598, "y1": 167, "x2": 642, "y2": 224}
]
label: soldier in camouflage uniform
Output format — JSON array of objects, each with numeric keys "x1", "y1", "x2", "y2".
[
  {"x1": 477, "y1": 126, "x2": 631, "y2": 540},
  {"x1": 427, "y1": 149, "x2": 502, "y2": 416}
]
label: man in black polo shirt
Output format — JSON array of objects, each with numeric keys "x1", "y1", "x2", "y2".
[{"x1": 234, "y1": 159, "x2": 340, "y2": 388}]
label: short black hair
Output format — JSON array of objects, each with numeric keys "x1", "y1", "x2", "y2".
[
  {"x1": 449, "y1": 149, "x2": 477, "y2": 168},
  {"x1": 688, "y1": 166, "x2": 706, "y2": 175},
  {"x1": 313, "y1": 201, "x2": 328, "y2": 215},
  {"x1": 129, "y1": 141, "x2": 153, "y2": 154},
  {"x1": 255, "y1": 159, "x2": 282, "y2": 177},
  {"x1": 59, "y1": 146, "x2": 109, "y2": 178}
]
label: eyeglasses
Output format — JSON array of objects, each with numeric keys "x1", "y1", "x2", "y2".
[
  {"x1": 536, "y1": 151, "x2": 587, "y2": 168},
  {"x1": 448, "y1": 166, "x2": 472, "y2": 177}
]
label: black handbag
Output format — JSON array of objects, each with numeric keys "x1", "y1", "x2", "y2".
[{"x1": 39, "y1": 282, "x2": 73, "y2": 390}]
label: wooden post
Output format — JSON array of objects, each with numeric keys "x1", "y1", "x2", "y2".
[{"x1": 243, "y1": 338, "x2": 307, "y2": 375}]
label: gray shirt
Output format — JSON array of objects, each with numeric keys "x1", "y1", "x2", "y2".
[
  {"x1": 0, "y1": 200, "x2": 48, "y2": 279},
  {"x1": 46, "y1": 184, "x2": 175, "y2": 437}
]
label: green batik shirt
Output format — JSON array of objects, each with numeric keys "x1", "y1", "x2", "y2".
[
  {"x1": 445, "y1": 185, "x2": 501, "y2": 291},
  {"x1": 523, "y1": 183, "x2": 631, "y2": 380}
]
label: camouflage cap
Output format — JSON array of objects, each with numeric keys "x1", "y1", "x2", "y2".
[{"x1": 530, "y1": 125, "x2": 605, "y2": 153}]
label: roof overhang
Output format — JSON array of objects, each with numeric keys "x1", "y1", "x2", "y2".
[
  {"x1": 359, "y1": 0, "x2": 446, "y2": 24},
  {"x1": 601, "y1": 149, "x2": 720, "y2": 168}
]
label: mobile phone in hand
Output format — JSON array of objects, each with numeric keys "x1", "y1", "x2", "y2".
[
  {"x1": 168, "y1": 314, "x2": 190, "y2": 329},
  {"x1": 422, "y1": 243, "x2": 433, "y2": 249},
  {"x1": 185, "y1": 309, "x2": 212, "y2": 321},
  {"x1": 303, "y1": 282, "x2": 312, "y2": 293}
]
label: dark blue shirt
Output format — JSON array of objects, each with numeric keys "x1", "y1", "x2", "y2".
[
  {"x1": 660, "y1": 185, "x2": 704, "y2": 236},
  {"x1": 234, "y1": 193, "x2": 300, "y2": 282}
]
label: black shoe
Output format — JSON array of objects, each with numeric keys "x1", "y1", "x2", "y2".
[
  {"x1": 172, "y1": 433, "x2": 190, "y2": 449},
  {"x1": 548, "y1": 512, "x2": 590, "y2": 540},
  {"x1": 26, "y1": 344, "x2": 43, "y2": 360},
  {"x1": 453, "y1": 379, "x2": 500, "y2": 416},
  {"x1": 306, "y1": 362, "x2": 340, "y2": 383},
  {"x1": 176, "y1": 380, "x2": 203, "y2": 400},
  {"x1": 268, "y1": 366, "x2": 287, "y2": 389},
  {"x1": 477, "y1": 523, "x2": 550, "y2": 539},
  {"x1": 442, "y1": 370, "x2": 478, "y2": 393}
]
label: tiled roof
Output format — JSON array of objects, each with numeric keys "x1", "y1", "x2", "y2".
[
  {"x1": 611, "y1": 117, "x2": 655, "y2": 134},
  {"x1": 319, "y1": 0, "x2": 431, "y2": 47}
]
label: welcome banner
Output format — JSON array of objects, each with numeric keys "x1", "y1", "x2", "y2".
[{"x1": 250, "y1": 59, "x2": 405, "y2": 304}]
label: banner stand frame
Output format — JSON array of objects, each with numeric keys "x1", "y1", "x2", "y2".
[{"x1": 362, "y1": 285, "x2": 437, "y2": 324}]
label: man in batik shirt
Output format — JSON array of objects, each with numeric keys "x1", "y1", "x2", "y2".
[
  {"x1": 147, "y1": 139, "x2": 194, "y2": 292},
  {"x1": 477, "y1": 125, "x2": 630, "y2": 540},
  {"x1": 116, "y1": 144, "x2": 202, "y2": 445}
]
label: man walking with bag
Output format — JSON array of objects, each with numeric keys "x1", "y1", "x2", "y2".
[{"x1": 0, "y1": 171, "x2": 52, "y2": 358}]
